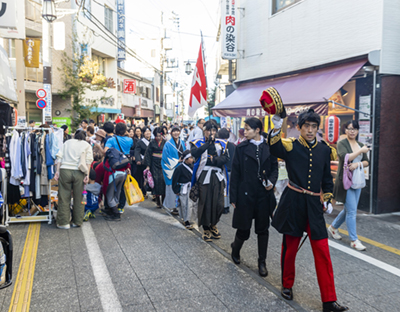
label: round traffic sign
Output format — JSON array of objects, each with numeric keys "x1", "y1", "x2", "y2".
[
  {"x1": 36, "y1": 89, "x2": 47, "y2": 98},
  {"x1": 36, "y1": 99, "x2": 47, "y2": 109}
]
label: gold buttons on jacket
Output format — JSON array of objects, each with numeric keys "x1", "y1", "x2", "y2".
[
  {"x1": 310, "y1": 154, "x2": 312, "y2": 156},
  {"x1": 308, "y1": 186, "x2": 310, "y2": 189},
  {"x1": 309, "y1": 175, "x2": 311, "y2": 178},
  {"x1": 310, "y1": 164, "x2": 312, "y2": 167}
]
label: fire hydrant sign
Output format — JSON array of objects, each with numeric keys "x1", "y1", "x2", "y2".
[
  {"x1": 36, "y1": 88, "x2": 46, "y2": 98},
  {"x1": 123, "y1": 79, "x2": 136, "y2": 94}
]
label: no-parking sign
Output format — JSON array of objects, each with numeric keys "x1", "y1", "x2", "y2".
[{"x1": 36, "y1": 99, "x2": 47, "y2": 109}]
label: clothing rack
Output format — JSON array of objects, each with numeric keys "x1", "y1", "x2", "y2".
[{"x1": 2, "y1": 126, "x2": 54, "y2": 225}]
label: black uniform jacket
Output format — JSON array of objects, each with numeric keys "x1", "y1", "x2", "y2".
[
  {"x1": 269, "y1": 131, "x2": 336, "y2": 240},
  {"x1": 230, "y1": 140, "x2": 278, "y2": 231},
  {"x1": 171, "y1": 163, "x2": 192, "y2": 195},
  {"x1": 134, "y1": 139, "x2": 148, "y2": 165}
]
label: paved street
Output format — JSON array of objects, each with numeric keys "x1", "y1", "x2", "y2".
[{"x1": 0, "y1": 199, "x2": 399, "y2": 311}]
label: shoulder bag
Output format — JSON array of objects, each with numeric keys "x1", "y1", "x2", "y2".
[
  {"x1": 351, "y1": 162, "x2": 366, "y2": 189},
  {"x1": 342, "y1": 153, "x2": 352, "y2": 190}
]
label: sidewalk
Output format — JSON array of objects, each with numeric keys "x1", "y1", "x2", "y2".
[{"x1": 0, "y1": 199, "x2": 298, "y2": 312}]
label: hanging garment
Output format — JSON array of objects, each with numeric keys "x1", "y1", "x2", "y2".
[
  {"x1": 10, "y1": 130, "x2": 23, "y2": 186},
  {"x1": 20, "y1": 132, "x2": 26, "y2": 179},
  {"x1": 4, "y1": 136, "x2": 11, "y2": 177},
  {"x1": 21, "y1": 133, "x2": 31, "y2": 186},
  {"x1": 45, "y1": 134, "x2": 54, "y2": 181}
]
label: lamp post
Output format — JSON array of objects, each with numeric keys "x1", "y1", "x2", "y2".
[
  {"x1": 185, "y1": 60, "x2": 197, "y2": 75},
  {"x1": 41, "y1": 0, "x2": 57, "y2": 124}
]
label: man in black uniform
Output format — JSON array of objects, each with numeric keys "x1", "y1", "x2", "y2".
[{"x1": 269, "y1": 109, "x2": 348, "y2": 312}]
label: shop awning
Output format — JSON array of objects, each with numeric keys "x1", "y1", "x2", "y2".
[{"x1": 212, "y1": 60, "x2": 366, "y2": 118}]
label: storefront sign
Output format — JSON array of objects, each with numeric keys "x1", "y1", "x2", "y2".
[
  {"x1": 359, "y1": 95, "x2": 371, "y2": 120},
  {"x1": 117, "y1": 0, "x2": 126, "y2": 61},
  {"x1": 17, "y1": 116, "x2": 26, "y2": 127},
  {"x1": 221, "y1": 117, "x2": 227, "y2": 128},
  {"x1": 123, "y1": 79, "x2": 136, "y2": 94},
  {"x1": 221, "y1": 0, "x2": 237, "y2": 60},
  {"x1": 0, "y1": 0, "x2": 16, "y2": 29},
  {"x1": 0, "y1": 0, "x2": 25, "y2": 39},
  {"x1": 23, "y1": 38, "x2": 40, "y2": 68},
  {"x1": 214, "y1": 103, "x2": 328, "y2": 118},
  {"x1": 52, "y1": 117, "x2": 71, "y2": 128}
]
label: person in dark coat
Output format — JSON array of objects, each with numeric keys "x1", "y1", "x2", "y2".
[
  {"x1": 230, "y1": 117, "x2": 278, "y2": 277},
  {"x1": 145, "y1": 127, "x2": 166, "y2": 208},
  {"x1": 190, "y1": 120, "x2": 229, "y2": 242},
  {"x1": 134, "y1": 127, "x2": 151, "y2": 198},
  {"x1": 269, "y1": 109, "x2": 348, "y2": 312},
  {"x1": 218, "y1": 128, "x2": 236, "y2": 214}
]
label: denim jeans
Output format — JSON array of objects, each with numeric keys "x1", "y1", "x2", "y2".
[{"x1": 331, "y1": 188, "x2": 361, "y2": 241}]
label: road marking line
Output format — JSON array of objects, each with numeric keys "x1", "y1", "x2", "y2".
[
  {"x1": 326, "y1": 223, "x2": 400, "y2": 256},
  {"x1": 328, "y1": 240, "x2": 400, "y2": 277},
  {"x1": 82, "y1": 223, "x2": 122, "y2": 312},
  {"x1": 8, "y1": 223, "x2": 41, "y2": 312}
]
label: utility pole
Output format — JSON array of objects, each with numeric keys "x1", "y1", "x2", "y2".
[{"x1": 159, "y1": 12, "x2": 165, "y2": 122}]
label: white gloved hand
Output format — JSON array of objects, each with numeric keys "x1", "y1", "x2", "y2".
[
  {"x1": 324, "y1": 202, "x2": 333, "y2": 214},
  {"x1": 272, "y1": 114, "x2": 284, "y2": 130}
]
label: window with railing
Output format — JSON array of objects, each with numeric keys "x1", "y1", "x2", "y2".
[{"x1": 272, "y1": 0, "x2": 302, "y2": 14}]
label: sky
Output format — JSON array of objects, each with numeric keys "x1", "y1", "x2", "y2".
[{"x1": 124, "y1": 0, "x2": 220, "y2": 116}]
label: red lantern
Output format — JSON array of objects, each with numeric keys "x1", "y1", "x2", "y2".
[{"x1": 325, "y1": 115, "x2": 340, "y2": 144}]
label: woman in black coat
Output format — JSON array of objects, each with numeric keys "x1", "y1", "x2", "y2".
[
  {"x1": 230, "y1": 118, "x2": 278, "y2": 277},
  {"x1": 134, "y1": 127, "x2": 151, "y2": 198},
  {"x1": 145, "y1": 127, "x2": 166, "y2": 208}
]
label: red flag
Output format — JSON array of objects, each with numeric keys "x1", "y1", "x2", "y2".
[{"x1": 188, "y1": 43, "x2": 207, "y2": 117}]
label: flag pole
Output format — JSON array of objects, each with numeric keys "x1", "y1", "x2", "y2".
[{"x1": 200, "y1": 31, "x2": 210, "y2": 119}]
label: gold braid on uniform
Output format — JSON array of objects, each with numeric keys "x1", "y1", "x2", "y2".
[
  {"x1": 269, "y1": 130, "x2": 281, "y2": 146},
  {"x1": 281, "y1": 138, "x2": 295, "y2": 152},
  {"x1": 321, "y1": 140, "x2": 338, "y2": 161},
  {"x1": 323, "y1": 193, "x2": 333, "y2": 202}
]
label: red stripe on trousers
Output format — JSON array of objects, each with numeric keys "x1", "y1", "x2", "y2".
[{"x1": 281, "y1": 222, "x2": 337, "y2": 303}]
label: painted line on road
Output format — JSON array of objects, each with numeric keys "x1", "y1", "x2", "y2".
[
  {"x1": 8, "y1": 223, "x2": 41, "y2": 312},
  {"x1": 328, "y1": 240, "x2": 400, "y2": 277},
  {"x1": 326, "y1": 223, "x2": 400, "y2": 256},
  {"x1": 82, "y1": 222, "x2": 122, "y2": 312}
]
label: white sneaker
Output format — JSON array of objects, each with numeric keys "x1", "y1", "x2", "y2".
[
  {"x1": 71, "y1": 223, "x2": 80, "y2": 228},
  {"x1": 328, "y1": 225, "x2": 342, "y2": 240},
  {"x1": 351, "y1": 240, "x2": 366, "y2": 251},
  {"x1": 57, "y1": 224, "x2": 70, "y2": 229}
]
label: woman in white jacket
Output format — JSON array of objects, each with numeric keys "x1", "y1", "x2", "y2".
[{"x1": 54, "y1": 130, "x2": 93, "y2": 229}]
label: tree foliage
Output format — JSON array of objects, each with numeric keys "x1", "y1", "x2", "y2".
[{"x1": 58, "y1": 37, "x2": 114, "y2": 130}]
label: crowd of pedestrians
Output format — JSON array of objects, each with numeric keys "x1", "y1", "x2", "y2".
[{"x1": 53, "y1": 112, "x2": 370, "y2": 312}]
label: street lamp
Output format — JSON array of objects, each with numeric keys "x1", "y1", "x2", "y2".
[
  {"x1": 42, "y1": 0, "x2": 57, "y2": 23},
  {"x1": 185, "y1": 61, "x2": 192, "y2": 75}
]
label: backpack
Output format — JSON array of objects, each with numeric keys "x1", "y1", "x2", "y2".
[{"x1": 104, "y1": 148, "x2": 130, "y2": 171}]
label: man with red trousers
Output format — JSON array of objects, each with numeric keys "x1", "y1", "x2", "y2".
[{"x1": 269, "y1": 108, "x2": 348, "y2": 312}]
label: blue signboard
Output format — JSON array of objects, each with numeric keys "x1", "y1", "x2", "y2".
[
  {"x1": 36, "y1": 99, "x2": 47, "y2": 110},
  {"x1": 117, "y1": 0, "x2": 126, "y2": 61}
]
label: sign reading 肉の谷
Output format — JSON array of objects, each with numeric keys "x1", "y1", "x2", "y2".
[{"x1": 221, "y1": 0, "x2": 237, "y2": 60}]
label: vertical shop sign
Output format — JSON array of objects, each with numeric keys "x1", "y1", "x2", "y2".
[
  {"x1": 43, "y1": 84, "x2": 52, "y2": 122},
  {"x1": 221, "y1": 0, "x2": 237, "y2": 60},
  {"x1": 117, "y1": 0, "x2": 126, "y2": 61},
  {"x1": 359, "y1": 95, "x2": 371, "y2": 120}
]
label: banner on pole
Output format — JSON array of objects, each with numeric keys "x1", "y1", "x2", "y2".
[
  {"x1": 221, "y1": 0, "x2": 237, "y2": 60},
  {"x1": 23, "y1": 38, "x2": 41, "y2": 68},
  {"x1": 117, "y1": 0, "x2": 126, "y2": 61},
  {"x1": 188, "y1": 43, "x2": 207, "y2": 117}
]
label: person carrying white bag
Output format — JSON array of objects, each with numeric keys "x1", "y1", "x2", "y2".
[{"x1": 328, "y1": 121, "x2": 370, "y2": 251}]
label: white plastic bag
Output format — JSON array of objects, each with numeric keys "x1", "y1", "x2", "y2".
[{"x1": 351, "y1": 162, "x2": 366, "y2": 189}]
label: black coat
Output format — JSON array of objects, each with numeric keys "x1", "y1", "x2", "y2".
[
  {"x1": 171, "y1": 163, "x2": 192, "y2": 194},
  {"x1": 230, "y1": 141, "x2": 278, "y2": 232},
  {"x1": 269, "y1": 133, "x2": 334, "y2": 240}
]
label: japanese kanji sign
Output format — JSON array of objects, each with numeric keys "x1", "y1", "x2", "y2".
[
  {"x1": 124, "y1": 79, "x2": 136, "y2": 94},
  {"x1": 117, "y1": 0, "x2": 126, "y2": 61},
  {"x1": 221, "y1": 0, "x2": 237, "y2": 60}
]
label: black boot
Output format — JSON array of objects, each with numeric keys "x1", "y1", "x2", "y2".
[
  {"x1": 231, "y1": 235, "x2": 245, "y2": 264},
  {"x1": 156, "y1": 196, "x2": 162, "y2": 208},
  {"x1": 281, "y1": 287, "x2": 293, "y2": 300},
  {"x1": 257, "y1": 233, "x2": 269, "y2": 277},
  {"x1": 104, "y1": 213, "x2": 121, "y2": 221},
  {"x1": 322, "y1": 301, "x2": 349, "y2": 312}
]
